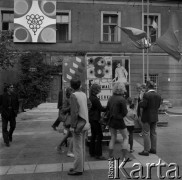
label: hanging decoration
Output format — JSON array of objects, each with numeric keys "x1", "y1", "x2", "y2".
[
  {"x1": 14, "y1": 0, "x2": 56, "y2": 43},
  {"x1": 156, "y1": 12, "x2": 181, "y2": 61}
]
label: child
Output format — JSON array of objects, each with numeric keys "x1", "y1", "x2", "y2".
[{"x1": 124, "y1": 97, "x2": 138, "y2": 153}]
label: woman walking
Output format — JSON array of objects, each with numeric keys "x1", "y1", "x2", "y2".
[{"x1": 106, "y1": 82, "x2": 130, "y2": 160}]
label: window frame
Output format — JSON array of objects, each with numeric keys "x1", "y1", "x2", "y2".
[
  {"x1": 56, "y1": 10, "x2": 71, "y2": 42},
  {"x1": 101, "y1": 11, "x2": 121, "y2": 43},
  {"x1": 1, "y1": 10, "x2": 14, "y2": 31},
  {"x1": 142, "y1": 13, "x2": 161, "y2": 43}
]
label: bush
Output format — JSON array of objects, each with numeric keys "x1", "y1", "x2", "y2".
[{"x1": 16, "y1": 51, "x2": 52, "y2": 109}]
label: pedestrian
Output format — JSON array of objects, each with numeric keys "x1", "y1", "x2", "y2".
[
  {"x1": 56, "y1": 87, "x2": 74, "y2": 158},
  {"x1": 138, "y1": 81, "x2": 162, "y2": 156},
  {"x1": 135, "y1": 83, "x2": 146, "y2": 136},
  {"x1": 124, "y1": 97, "x2": 138, "y2": 153},
  {"x1": 68, "y1": 77, "x2": 90, "y2": 176},
  {"x1": 89, "y1": 83, "x2": 106, "y2": 160},
  {"x1": 51, "y1": 90, "x2": 63, "y2": 131},
  {"x1": 106, "y1": 82, "x2": 131, "y2": 160},
  {"x1": 0, "y1": 84, "x2": 19, "y2": 147}
]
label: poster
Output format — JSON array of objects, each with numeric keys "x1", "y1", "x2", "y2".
[{"x1": 86, "y1": 55, "x2": 130, "y2": 106}]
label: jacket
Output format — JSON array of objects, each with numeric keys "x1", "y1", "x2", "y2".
[
  {"x1": 139, "y1": 89, "x2": 162, "y2": 123},
  {"x1": 0, "y1": 92, "x2": 19, "y2": 118},
  {"x1": 107, "y1": 94, "x2": 128, "y2": 120},
  {"x1": 89, "y1": 94, "x2": 106, "y2": 122}
]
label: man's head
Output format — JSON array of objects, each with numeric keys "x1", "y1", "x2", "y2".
[
  {"x1": 7, "y1": 84, "x2": 14, "y2": 94},
  {"x1": 70, "y1": 77, "x2": 81, "y2": 90},
  {"x1": 117, "y1": 62, "x2": 122, "y2": 68},
  {"x1": 146, "y1": 81, "x2": 155, "y2": 90}
]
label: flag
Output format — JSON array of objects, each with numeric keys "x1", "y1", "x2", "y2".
[
  {"x1": 121, "y1": 27, "x2": 147, "y2": 41},
  {"x1": 156, "y1": 13, "x2": 181, "y2": 61}
]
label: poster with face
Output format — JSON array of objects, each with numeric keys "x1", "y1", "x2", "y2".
[
  {"x1": 14, "y1": 0, "x2": 56, "y2": 43},
  {"x1": 87, "y1": 55, "x2": 130, "y2": 106}
]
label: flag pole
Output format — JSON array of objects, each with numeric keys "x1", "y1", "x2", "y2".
[
  {"x1": 146, "y1": 0, "x2": 150, "y2": 81},
  {"x1": 142, "y1": 0, "x2": 145, "y2": 84}
]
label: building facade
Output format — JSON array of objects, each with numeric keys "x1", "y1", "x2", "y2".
[{"x1": 0, "y1": 0, "x2": 182, "y2": 105}]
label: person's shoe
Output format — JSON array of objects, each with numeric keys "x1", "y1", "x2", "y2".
[
  {"x1": 55, "y1": 146, "x2": 64, "y2": 153},
  {"x1": 90, "y1": 154, "x2": 95, "y2": 157},
  {"x1": 138, "y1": 151, "x2": 149, "y2": 156},
  {"x1": 67, "y1": 152, "x2": 74, "y2": 158},
  {"x1": 67, "y1": 171, "x2": 83, "y2": 175},
  {"x1": 95, "y1": 156, "x2": 107, "y2": 160},
  {"x1": 69, "y1": 168, "x2": 74, "y2": 172},
  {"x1": 9, "y1": 136, "x2": 12, "y2": 142},
  {"x1": 149, "y1": 149, "x2": 156, "y2": 154},
  {"x1": 5, "y1": 142, "x2": 10, "y2": 147},
  {"x1": 130, "y1": 149, "x2": 134, "y2": 153},
  {"x1": 139, "y1": 132, "x2": 143, "y2": 137},
  {"x1": 52, "y1": 125, "x2": 57, "y2": 131}
]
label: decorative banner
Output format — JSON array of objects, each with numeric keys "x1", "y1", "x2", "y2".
[
  {"x1": 63, "y1": 56, "x2": 86, "y2": 92},
  {"x1": 14, "y1": 0, "x2": 56, "y2": 43},
  {"x1": 86, "y1": 55, "x2": 130, "y2": 106}
]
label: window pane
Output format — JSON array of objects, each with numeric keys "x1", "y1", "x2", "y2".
[
  {"x1": 9, "y1": 13, "x2": 14, "y2": 22},
  {"x1": 56, "y1": 24, "x2": 68, "y2": 41},
  {"x1": 9, "y1": 23, "x2": 14, "y2": 30},
  {"x1": 111, "y1": 34, "x2": 114, "y2": 42},
  {"x1": 144, "y1": 16, "x2": 147, "y2": 24},
  {"x1": 103, "y1": 34, "x2": 109, "y2": 41},
  {"x1": 2, "y1": 22, "x2": 9, "y2": 30},
  {"x1": 57, "y1": 14, "x2": 69, "y2": 23},
  {"x1": 103, "y1": 15, "x2": 109, "y2": 23},
  {"x1": 103, "y1": 25, "x2": 109, "y2": 33},
  {"x1": 111, "y1": 16, "x2": 117, "y2": 23},
  {"x1": 3, "y1": 13, "x2": 10, "y2": 22}
]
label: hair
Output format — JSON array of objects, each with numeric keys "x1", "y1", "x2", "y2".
[
  {"x1": 65, "y1": 87, "x2": 73, "y2": 98},
  {"x1": 127, "y1": 97, "x2": 134, "y2": 109},
  {"x1": 70, "y1": 78, "x2": 81, "y2": 90},
  {"x1": 112, "y1": 82, "x2": 126, "y2": 95},
  {"x1": 90, "y1": 83, "x2": 101, "y2": 95},
  {"x1": 146, "y1": 80, "x2": 155, "y2": 89}
]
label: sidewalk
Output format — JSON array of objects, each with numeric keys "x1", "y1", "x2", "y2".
[{"x1": 0, "y1": 103, "x2": 182, "y2": 180}]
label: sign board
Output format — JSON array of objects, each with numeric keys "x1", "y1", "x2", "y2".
[
  {"x1": 86, "y1": 54, "x2": 130, "y2": 106},
  {"x1": 14, "y1": 0, "x2": 56, "y2": 43}
]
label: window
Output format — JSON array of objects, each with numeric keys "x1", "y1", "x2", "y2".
[
  {"x1": 143, "y1": 13, "x2": 161, "y2": 43},
  {"x1": 101, "y1": 11, "x2": 121, "y2": 42},
  {"x1": 145, "y1": 74, "x2": 158, "y2": 90},
  {"x1": 1, "y1": 11, "x2": 14, "y2": 31},
  {"x1": 1, "y1": 11, "x2": 14, "y2": 38},
  {"x1": 56, "y1": 11, "x2": 71, "y2": 42}
]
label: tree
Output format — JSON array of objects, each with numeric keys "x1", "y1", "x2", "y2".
[{"x1": 0, "y1": 30, "x2": 20, "y2": 69}]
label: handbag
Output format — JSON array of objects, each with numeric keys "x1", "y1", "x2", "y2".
[
  {"x1": 64, "y1": 114, "x2": 71, "y2": 128},
  {"x1": 74, "y1": 116, "x2": 86, "y2": 134},
  {"x1": 100, "y1": 111, "x2": 110, "y2": 125}
]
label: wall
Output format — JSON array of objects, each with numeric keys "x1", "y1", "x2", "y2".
[{"x1": 0, "y1": 0, "x2": 182, "y2": 105}]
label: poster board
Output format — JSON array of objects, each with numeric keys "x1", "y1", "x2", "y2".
[
  {"x1": 86, "y1": 54, "x2": 130, "y2": 106},
  {"x1": 14, "y1": 0, "x2": 56, "y2": 43}
]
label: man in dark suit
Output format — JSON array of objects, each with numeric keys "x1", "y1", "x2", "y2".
[
  {"x1": 138, "y1": 81, "x2": 162, "y2": 156},
  {"x1": 51, "y1": 89, "x2": 63, "y2": 130},
  {"x1": 0, "y1": 84, "x2": 19, "y2": 147}
]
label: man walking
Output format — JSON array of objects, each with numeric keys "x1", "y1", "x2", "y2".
[
  {"x1": 0, "y1": 84, "x2": 19, "y2": 147},
  {"x1": 138, "y1": 81, "x2": 162, "y2": 156}
]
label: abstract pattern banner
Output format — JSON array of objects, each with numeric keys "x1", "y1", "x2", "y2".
[{"x1": 14, "y1": 0, "x2": 56, "y2": 43}]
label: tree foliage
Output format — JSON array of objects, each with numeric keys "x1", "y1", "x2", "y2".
[
  {"x1": 16, "y1": 51, "x2": 61, "y2": 109},
  {"x1": 0, "y1": 30, "x2": 20, "y2": 69}
]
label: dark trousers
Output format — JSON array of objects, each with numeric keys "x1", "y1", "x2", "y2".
[
  {"x1": 52, "y1": 117, "x2": 61, "y2": 127},
  {"x1": 2, "y1": 115, "x2": 16, "y2": 144},
  {"x1": 89, "y1": 121, "x2": 103, "y2": 157},
  {"x1": 126, "y1": 126, "x2": 134, "y2": 150}
]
